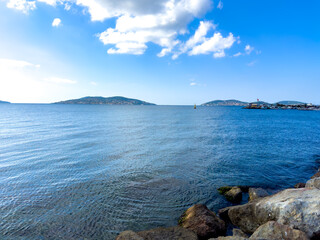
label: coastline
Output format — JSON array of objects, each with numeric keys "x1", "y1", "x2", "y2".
[{"x1": 116, "y1": 165, "x2": 320, "y2": 240}]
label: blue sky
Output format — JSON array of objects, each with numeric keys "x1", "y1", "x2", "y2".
[{"x1": 0, "y1": 0, "x2": 320, "y2": 104}]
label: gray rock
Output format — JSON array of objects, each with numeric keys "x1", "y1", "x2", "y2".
[
  {"x1": 228, "y1": 188, "x2": 320, "y2": 238},
  {"x1": 116, "y1": 226, "x2": 198, "y2": 240},
  {"x1": 218, "y1": 207, "x2": 232, "y2": 222},
  {"x1": 294, "y1": 182, "x2": 306, "y2": 188},
  {"x1": 248, "y1": 188, "x2": 269, "y2": 201},
  {"x1": 249, "y1": 221, "x2": 308, "y2": 240},
  {"x1": 138, "y1": 226, "x2": 198, "y2": 240},
  {"x1": 179, "y1": 204, "x2": 226, "y2": 239},
  {"x1": 232, "y1": 229, "x2": 248, "y2": 238},
  {"x1": 306, "y1": 177, "x2": 320, "y2": 189},
  {"x1": 209, "y1": 237, "x2": 247, "y2": 240},
  {"x1": 116, "y1": 231, "x2": 144, "y2": 240},
  {"x1": 225, "y1": 187, "x2": 242, "y2": 203}
]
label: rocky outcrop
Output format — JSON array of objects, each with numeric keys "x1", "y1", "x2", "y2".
[
  {"x1": 209, "y1": 229, "x2": 248, "y2": 240},
  {"x1": 227, "y1": 188, "x2": 320, "y2": 238},
  {"x1": 116, "y1": 226, "x2": 198, "y2": 240},
  {"x1": 306, "y1": 177, "x2": 320, "y2": 189},
  {"x1": 311, "y1": 170, "x2": 320, "y2": 179},
  {"x1": 225, "y1": 187, "x2": 242, "y2": 203},
  {"x1": 249, "y1": 221, "x2": 308, "y2": 240},
  {"x1": 294, "y1": 182, "x2": 306, "y2": 188},
  {"x1": 179, "y1": 204, "x2": 226, "y2": 239},
  {"x1": 248, "y1": 188, "x2": 268, "y2": 201}
]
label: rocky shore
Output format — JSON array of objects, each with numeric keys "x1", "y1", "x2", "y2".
[{"x1": 116, "y1": 168, "x2": 320, "y2": 240}]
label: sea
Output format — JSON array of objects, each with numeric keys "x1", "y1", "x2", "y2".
[{"x1": 0, "y1": 104, "x2": 320, "y2": 239}]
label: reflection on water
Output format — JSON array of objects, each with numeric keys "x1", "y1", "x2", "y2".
[{"x1": 0, "y1": 104, "x2": 320, "y2": 239}]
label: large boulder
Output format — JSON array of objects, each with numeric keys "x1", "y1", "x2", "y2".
[
  {"x1": 225, "y1": 187, "x2": 242, "y2": 203},
  {"x1": 209, "y1": 229, "x2": 248, "y2": 240},
  {"x1": 249, "y1": 221, "x2": 308, "y2": 240},
  {"x1": 179, "y1": 204, "x2": 226, "y2": 239},
  {"x1": 306, "y1": 177, "x2": 320, "y2": 189},
  {"x1": 294, "y1": 183, "x2": 306, "y2": 188},
  {"x1": 248, "y1": 188, "x2": 269, "y2": 201},
  {"x1": 228, "y1": 188, "x2": 320, "y2": 238},
  {"x1": 116, "y1": 226, "x2": 198, "y2": 240}
]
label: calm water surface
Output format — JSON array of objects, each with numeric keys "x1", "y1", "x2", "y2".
[{"x1": 0, "y1": 104, "x2": 320, "y2": 239}]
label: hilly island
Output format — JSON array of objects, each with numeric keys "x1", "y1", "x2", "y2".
[
  {"x1": 54, "y1": 96, "x2": 155, "y2": 105},
  {"x1": 201, "y1": 100, "x2": 248, "y2": 106},
  {"x1": 0, "y1": 100, "x2": 10, "y2": 104}
]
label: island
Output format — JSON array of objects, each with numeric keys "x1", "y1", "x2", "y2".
[
  {"x1": 0, "y1": 100, "x2": 10, "y2": 104},
  {"x1": 54, "y1": 96, "x2": 156, "y2": 105},
  {"x1": 201, "y1": 99, "x2": 248, "y2": 106},
  {"x1": 244, "y1": 101, "x2": 320, "y2": 111}
]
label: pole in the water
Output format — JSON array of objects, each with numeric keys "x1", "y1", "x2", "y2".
[{"x1": 194, "y1": 104, "x2": 196, "y2": 109}]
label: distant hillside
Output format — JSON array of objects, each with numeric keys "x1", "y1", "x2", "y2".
[
  {"x1": 276, "y1": 101, "x2": 306, "y2": 105},
  {"x1": 54, "y1": 96, "x2": 156, "y2": 105},
  {"x1": 249, "y1": 101, "x2": 270, "y2": 105},
  {"x1": 0, "y1": 100, "x2": 10, "y2": 104},
  {"x1": 202, "y1": 99, "x2": 248, "y2": 106}
]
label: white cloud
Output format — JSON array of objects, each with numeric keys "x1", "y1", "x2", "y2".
[
  {"x1": 190, "y1": 82, "x2": 197, "y2": 86},
  {"x1": 6, "y1": 0, "x2": 36, "y2": 14},
  {"x1": 0, "y1": 58, "x2": 40, "y2": 68},
  {"x1": 217, "y1": 0, "x2": 223, "y2": 10},
  {"x1": 4, "y1": 0, "x2": 239, "y2": 58},
  {"x1": 52, "y1": 18, "x2": 61, "y2": 27},
  {"x1": 245, "y1": 44, "x2": 254, "y2": 55},
  {"x1": 188, "y1": 32, "x2": 236, "y2": 57},
  {"x1": 233, "y1": 52, "x2": 242, "y2": 57},
  {"x1": 247, "y1": 60, "x2": 256, "y2": 67},
  {"x1": 44, "y1": 77, "x2": 76, "y2": 84},
  {"x1": 90, "y1": 81, "x2": 97, "y2": 86}
]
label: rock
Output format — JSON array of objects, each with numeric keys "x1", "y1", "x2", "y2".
[
  {"x1": 237, "y1": 186, "x2": 250, "y2": 193},
  {"x1": 116, "y1": 231, "x2": 144, "y2": 240},
  {"x1": 294, "y1": 182, "x2": 306, "y2": 188},
  {"x1": 179, "y1": 204, "x2": 226, "y2": 239},
  {"x1": 218, "y1": 207, "x2": 232, "y2": 222},
  {"x1": 209, "y1": 229, "x2": 248, "y2": 240},
  {"x1": 116, "y1": 226, "x2": 198, "y2": 240},
  {"x1": 218, "y1": 186, "x2": 233, "y2": 195},
  {"x1": 209, "y1": 237, "x2": 247, "y2": 240},
  {"x1": 249, "y1": 221, "x2": 308, "y2": 240},
  {"x1": 232, "y1": 229, "x2": 248, "y2": 238},
  {"x1": 311, "y1": 171, "x2": 320, "y2": 179},
  {"x1": 248, "y1": 188, "x2": 269, "y2": 201},
  {"x1": 228, "y1": 188, "x2": 320, "y2": 238},
  {"x1": 306, "y1": 177, "x2": 320, "y2": 189},
  {"x1": 225, "y1": 187, "x2": 242, "y2": 203},
  {"x1": 138, "y1": 226, "x2": 198, "y2": 240}
]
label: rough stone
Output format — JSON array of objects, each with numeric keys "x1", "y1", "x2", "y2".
[
  {"x1": 179, "y1": 204, "x2": 226, "y2": 239},
  {"x1": 225, "y1": 187, "x2": 242, "y2": 203},
  {"x1": 232, "y1": 229, "x2": 248, "y2": 238},
  {"x1": 294, "y1": 182, "x2": 306, "y2": 188},
  {"x1": 138, "y1": 226, "x2": 198, "y2": 240},
  {"x1": 306, "y1": 177, "x2": 320, "y2": 189},
  {"x1": 218, "y1": 207, "x2": 232, "y2": 222},
  {"x1": 248, "y1": 188, "x2": 269, "y2": 201},
  {"x1": 116, "y1": 231, "x2": 144, "y2": 240},
  {"x1": 228, "y1": 188, "x2": 320, "y2": 238},
  {"x1": 116, "y1": 226, "x2": 198, "y2": 240},
  {"x1": 249, "y1": 221, "x2": 308, "y2": 240},
  {"x1": 218, "y1": 186, "x2": 233, "y2": 195},
  {"x1": 209, "y1": 237, "x2": 247, "y2": 240},
  {"x1": 311, "y1": 171, "x2": 320, "y2": 179}
]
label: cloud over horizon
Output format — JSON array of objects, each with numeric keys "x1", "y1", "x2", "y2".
[{"x1": 4, "y1": 0, "x2": 242, "y2": 58}]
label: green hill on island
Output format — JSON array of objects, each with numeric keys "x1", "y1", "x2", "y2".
[
  {"x1": 0, "y1": 100, "x2": 10, "y2": 104},
  {"x1": 54, "y1": 96, "x2": 156, "y2": 105},
  {"x1": 202, "y1": 100, "x2": 248, "y2": 106}
]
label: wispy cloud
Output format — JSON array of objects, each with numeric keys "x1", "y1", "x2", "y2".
[
  {"x1": 217, "y1": 0, "x2": 223, "y2": 10},
  {"x1": 247, "y1": 60, "x2": 257, "y2": 67},
  {"x1": 245, "y1": 45, "x2": 254, "y2": 55}
]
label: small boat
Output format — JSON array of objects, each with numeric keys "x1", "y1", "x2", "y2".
[{"x1": 194, "y1": 104, "x2": 197, "y2": 109}]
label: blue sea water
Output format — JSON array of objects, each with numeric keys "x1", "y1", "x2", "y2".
[{"x1": 0, "y1": 104, "x2": 320, "y2": 239}]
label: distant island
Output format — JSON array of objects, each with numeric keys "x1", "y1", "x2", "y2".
[
  {"x1": 0, "y1": 100, "x2": 10, "y2": 104},
  {"x1": 201, "y1": 100, "x2": 248, "y2": 106},
  {"x1": 54, "y1": 96, "x2": 156, "y2": 105}
]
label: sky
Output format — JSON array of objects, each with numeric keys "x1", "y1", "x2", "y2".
[{"x1": 0, "y1": 0, "x2": 320, "y2": 105}]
